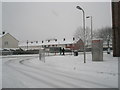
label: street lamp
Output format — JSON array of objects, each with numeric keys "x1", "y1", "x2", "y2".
[
  {"x1": 86, "y1": 16, "x2": 93, "y2": 56},
  {"x1": 86, "y1": 16, "x2": 93, "y2": 41},
  {"x1": 76, "y1": 6, "x2": 86, "y2": 63}
]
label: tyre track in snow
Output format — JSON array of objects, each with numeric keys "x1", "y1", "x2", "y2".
[
  {"x1": 5, "y1": 64, "x2": 61, "y2": 88},
  {"x1": 3, "y1": 57, "x2": 63, "y2": 88},
  {"x1": 4, "y1": 57, "x2": 82, "y2": 88},
  {"x1": 3, "y1": 56, "x2": 115, "y2": 88},
  {"x1": 19, "y1": 57, "x2": 113, "y2": 88}
]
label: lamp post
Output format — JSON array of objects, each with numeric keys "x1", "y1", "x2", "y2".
[
  {"x1": 86, "y1": 16, "x2": 93, "y2": 41},
  {"x1": 86, "y1": 16, "x2": 93, "y2": 56},
  {"x1": 76, "y1": 6, "x2": 86, "y2": 63}
]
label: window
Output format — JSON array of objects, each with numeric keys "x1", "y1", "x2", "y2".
[{"x1": 4, "y1": 41, "x2": 8, "y2": 46}]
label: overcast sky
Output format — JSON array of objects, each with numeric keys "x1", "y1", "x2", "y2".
[{"x1": 2, "y1": 2, "x2": 112, "y2": 42}]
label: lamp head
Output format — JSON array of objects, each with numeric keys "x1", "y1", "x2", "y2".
[
  {"x1": 86, "y1": 16, "x2": 90, "y2": 18},
  {"x1": 76, "y1": 6, "x2": 82, "y2": 10}
]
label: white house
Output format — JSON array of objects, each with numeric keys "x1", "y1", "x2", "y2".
[{"x1": 0, "y1": 32, "x2": 19, "y2": 49}]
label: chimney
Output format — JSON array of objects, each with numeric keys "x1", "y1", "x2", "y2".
[
  {"x1": 55, "y1": 39, "x2": 57, "y2": 41},
  {"x1": 63, "y1": 38, "x2": 65, "y2": 41},
  {"x1": 73, "y1": 37, "x2": 75, "y2": 41},
  {"x1": 2, "y1": 31, "x2": 5, "y2": 35},
  {"x1": 27, "y1": 40, "x2": 28, "y2": 44},
  {"x1": 48, "y1": 40, "x2": 50, "y2": 42}
]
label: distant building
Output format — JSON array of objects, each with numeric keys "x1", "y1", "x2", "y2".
[
  {"x1": 0, "y1": 32, "x2": 19, "y2": 49},
  {"x1": 19, "y1": 38, "x2": 84, "y2": 52}
]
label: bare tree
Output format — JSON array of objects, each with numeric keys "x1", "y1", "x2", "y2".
[
  {"x1": 92, "y1": 30, "x2": 97, "y2": 39},
  {"x1": 96, "y1": 27, "x2": 112, "y2": 43},
  {"x1": 74, "y1": 27, "x2": 84, "y2": 41},
  {"x1": 74, "y1": 26, "x2": 91, "y2": 46}
]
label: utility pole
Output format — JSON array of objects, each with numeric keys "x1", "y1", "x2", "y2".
[{"x1": 76, "y1": 6, "x2": 86, "y2": 63}]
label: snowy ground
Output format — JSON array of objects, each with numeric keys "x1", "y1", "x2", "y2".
[{"x1": 2, "y1": 52, "x2": 118, "y2": 88}]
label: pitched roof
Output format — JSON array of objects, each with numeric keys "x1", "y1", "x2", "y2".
[{"x1": 0, "y1": 33, "x2": 19, "y2": 42}]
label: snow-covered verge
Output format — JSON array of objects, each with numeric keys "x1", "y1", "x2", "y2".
[{"x1": 2, "y1": 53, "x2": 118, "y2": 88}]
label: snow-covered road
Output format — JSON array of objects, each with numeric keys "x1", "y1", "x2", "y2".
[{"x1": 2, "y1": 53, "x2": 118, "y2": 88}]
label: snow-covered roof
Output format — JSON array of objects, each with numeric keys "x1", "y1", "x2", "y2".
[
  {"x1": 19, "y1": 39, "x2": 79, "y2": 47},
  {"x1": 0, "y1": 32, "x2": 19, "y2": 42},
  {"x1": 0, "y1": 33, "x2": 7, "y2": 38}
]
